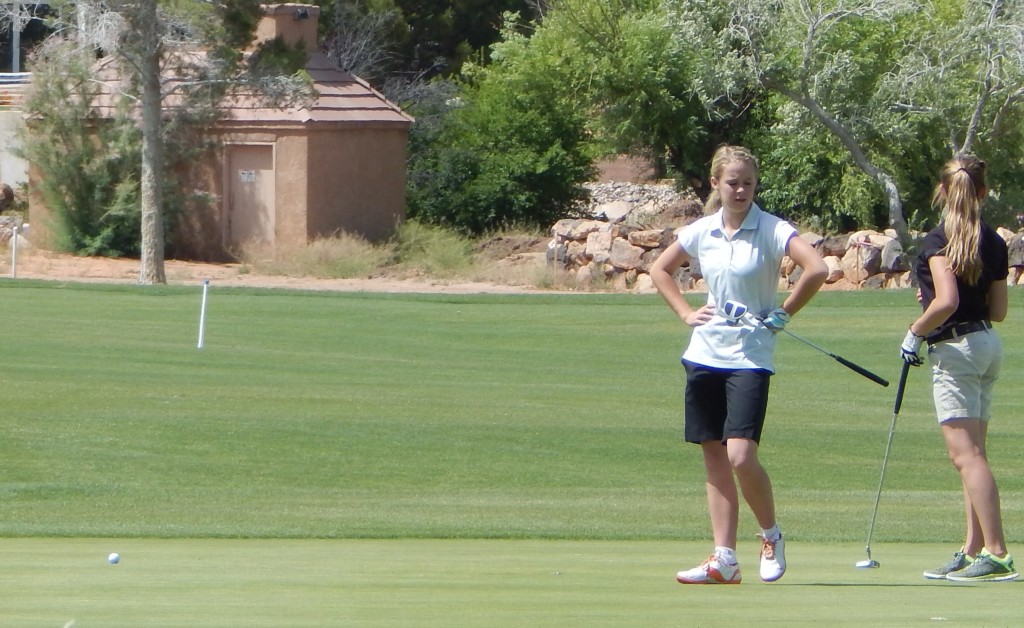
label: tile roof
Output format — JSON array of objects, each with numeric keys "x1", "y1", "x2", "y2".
[
  {"x1": 221, "y1": 52, "x2": 413, "y2": 126},
  {"x1": 91, "y1": 51, "x2": 413, "y2": 127}
]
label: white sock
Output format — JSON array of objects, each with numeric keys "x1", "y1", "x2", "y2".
[
  {"x1": 714, "y1": 546, "x2": 738, "y2": 565},
  {"x1": 761, "y1": 525, "x2": 781, "y2": 541}
]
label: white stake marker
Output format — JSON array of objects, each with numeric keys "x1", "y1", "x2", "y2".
[{"x1": 198, "y1": 279, "x2": 210, "y2": 349}]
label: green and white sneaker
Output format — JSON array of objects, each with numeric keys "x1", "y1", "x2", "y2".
[
  {"x1": 946, "y1": 552, "x2": 1019, "y2": 582},
  {"x1": 923, "y1": 550, "x2": 972, "y2": 580}
]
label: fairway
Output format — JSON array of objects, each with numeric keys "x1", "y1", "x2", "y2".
[{"x1": 1, "y1": 280, "x2": 1022, "y2": 624}]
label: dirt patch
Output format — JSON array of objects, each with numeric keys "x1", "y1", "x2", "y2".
[
  {"x1": 3, "y1": 248, "x2": 554, "y2": 294},
  {"x1": 3, "y1": 246, "x2": 861, "y2": 294}
]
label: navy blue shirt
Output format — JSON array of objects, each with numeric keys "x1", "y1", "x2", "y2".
[{"x1": 915, "y1": 220, "x2": 1008, "y2": 327}]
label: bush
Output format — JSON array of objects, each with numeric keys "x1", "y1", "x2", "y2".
[
  {"x1": 17, "y1": 42, "x2": 144, "y2": 256},
  {"x1": 406, "y1": 70, "x2": 594, "y2": 236}
]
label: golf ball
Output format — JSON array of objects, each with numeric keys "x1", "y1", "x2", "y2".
[{"x1": 108, "y1": 552, "x2": 120, "y2": 564}]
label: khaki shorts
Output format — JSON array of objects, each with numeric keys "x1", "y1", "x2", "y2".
[{"x1": 927, "y1": 329, "x2": 1001, "y2": 422}]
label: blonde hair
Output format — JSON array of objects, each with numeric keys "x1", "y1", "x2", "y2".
[
  {"x1": 933, "y1": 155, "x2": 986, "y2": 285},
  {"x1": 703, "y1": 145, "x2": 760, "y2": 215}
]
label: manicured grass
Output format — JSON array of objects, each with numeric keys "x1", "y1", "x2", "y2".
[
  {"x1": 2, "y1": 280, "x2": 1023, "y2": 544},
  {"x1": 2, "y1": 539, "x2": 1020, "y2": 627},
  {"x1": 2, "y1": 280, "x2": 1023, "y2": 624}
]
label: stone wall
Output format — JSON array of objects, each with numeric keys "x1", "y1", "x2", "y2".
[{"x1": 549, "y1": 182, "x2": 1024, "y2": 292}]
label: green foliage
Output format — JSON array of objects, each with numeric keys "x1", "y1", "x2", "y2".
[
  {"x1": 536, "y1": 0, "x2": 716, "y2": 178},
  {"x1": 744, "y1": 101, "x2": 875, "y2": 233},
  {"x1": 406, "y1": 34, "x2": 596, "y2": 235},
  {"x1": 246, "y1": 35, "x2": 309, "y2": 78},
  {"x1": 16, "y1": 44, "x2": 143, "y2": 256},
  {"x1": 208, "y1": 0, "x2": 264, "y2": 58},
  {"x1": 17, "y1": 36, "x2": 229, "y2": 258}
]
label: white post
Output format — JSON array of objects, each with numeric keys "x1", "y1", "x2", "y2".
[
  {"x1": 10, "y1": 223, "x2": 17, "y2": 279},
  {"x1": 197, "y1": 279, "x2": 209, "y2": 349}
]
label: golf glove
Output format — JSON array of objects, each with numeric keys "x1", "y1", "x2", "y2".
[
  {"x1": 900, "y1": 329, "x2": 924, "y2": 366},
  {"x1": 762, "y1": 308, "x2": 791, "y2": 333}
]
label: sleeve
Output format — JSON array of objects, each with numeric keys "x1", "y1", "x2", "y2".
[
  {"x1": 991, "y1": 229, "x2": 1010, "y2": 281},
  {"x1": 919, "y1": 230, "x2": 945, "y2": 261},
  {"x1": 775, "y1": 218, "x2": 798, "y2": 255},
  {"x1": 676, "y1": 218, "x2": 703, "y2": 257}
]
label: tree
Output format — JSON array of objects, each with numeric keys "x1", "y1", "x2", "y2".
[
  {"x1": 670, "y1": 0, "x2": 1024, "y2": 236},
  {"x1": 52, "y1": 0, "x2": 312, "y2": 284},
  {"x1": 888, "y1": 0, "x2": 1024, "y2": 225},
  {"x1": 529, "y1": 0, "x2": 717, "y2": 179},
  {"x1": 0, "y1": 2, "x2": 48, "y2": 71},
  {"x1": 671, "y1": 0, "x2": 920, "y2": 234},
  {"x1": 405, "y1": 15, "x2": 595, "y2": 234},
  {"x1": 16, "y1": 38, "x2": 143, "y2": 256}
]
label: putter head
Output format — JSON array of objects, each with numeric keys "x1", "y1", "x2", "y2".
[{"x1": 855, "y1": 559, "x2": 880, "y2": 569}]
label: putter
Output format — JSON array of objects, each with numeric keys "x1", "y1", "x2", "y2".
[
  {"x1": 856, "y1": 361, "x2": 912, "y2": 568},
  {"x1": 722, "y1": 300, "x2": 889, "y2": 387}
]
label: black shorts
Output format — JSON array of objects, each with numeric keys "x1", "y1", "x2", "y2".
[{"x1": 683, "y1": 361, "x2": 771, "y2": 445}]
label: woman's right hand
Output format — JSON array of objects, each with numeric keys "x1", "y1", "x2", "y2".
[{"x1": 684, "y1": 304, "x2": 715, "y2": 327}]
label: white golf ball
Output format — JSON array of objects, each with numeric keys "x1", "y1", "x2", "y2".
[{"x1": 108, "y1": 552, "x2": 120, "y2": 564}]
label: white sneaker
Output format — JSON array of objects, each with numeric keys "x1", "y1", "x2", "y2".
[
  {"x1": 676, "y1": 555, "x2": 741, "y2": 584},
  {"x1": 759, "y1": 534, "x2": 786, "y2": 582}
]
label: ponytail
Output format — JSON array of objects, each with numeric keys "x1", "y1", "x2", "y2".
[{"x1": 933, "y1": 156, "x2": 986, "y2": 285}]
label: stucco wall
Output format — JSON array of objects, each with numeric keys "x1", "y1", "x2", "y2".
[
  {"x1": 305, "y1": 126, "x2": 408, "y2": 244},
  {"x1": 272, "y1": 131, "x2": 310, "y2": 248},
  {"x1": 172, "y1": 124, "x2": 408, "y2": 259},
  {"x1": 0, "y1": 110, "x2": 28, "y2": 186}
]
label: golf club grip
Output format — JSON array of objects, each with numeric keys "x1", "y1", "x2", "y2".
[
  {"x1": 893, "y1": 361, "x2": 911, "y2": 413},
  {"x1": 832, "y1": 355, "x2": 890, "y2": 387}
]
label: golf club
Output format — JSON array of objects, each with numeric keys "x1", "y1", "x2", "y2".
[
  {"x1": 778, "y1": 328, "x2": 890, "y2": 387},
  {"x1": 856, "y1": 360, "x2": 912, "y2": 568},
  {"x1": 722, "y1": 300, "x2": 889, "y2": 387}
]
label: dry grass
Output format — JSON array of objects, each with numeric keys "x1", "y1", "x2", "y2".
[
  {"x1": 234, "y1": 231, "x2": 395, "y2": 279},
  {"x1": 233, "y1": 222, "x2": 583, "y2": 289}
]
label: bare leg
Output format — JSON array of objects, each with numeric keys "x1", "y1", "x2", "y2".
[
  {"x1": 943, "y1": 419, "x2": 1007, "y2": 557},
  {"x1": 726, "y1": 437, "x2": 776, "y2": 530},
  {"x1": 961, "y1": 477, "x2": 984, "y2": 556},
  {"x1": 702, "y1": 441, "x2": 739, "y2": 549}
]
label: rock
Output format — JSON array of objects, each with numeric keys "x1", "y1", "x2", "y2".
[
  {"x1": 824, "y1": 256, "x2": 844, "y2": 283},
  {"x1": 608, "y1": 238, "x2": 645, "y2": 270},
  {"x1": 1007, "y1": 232, "x2": 1024, "y2": 268},
  {"x1": 594, "y1": 200, "x2": 632, "y2": 223},
  {"x1": 548, "y1": 180, "x2": 1024, "y2": 292},
  {"x1": 879, "y1": 238, "x2": 907, "y2": 273}
]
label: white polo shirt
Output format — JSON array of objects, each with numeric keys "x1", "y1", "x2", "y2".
[{"x1": 676, "y1": 203, "x2": 796, "y2": 372}]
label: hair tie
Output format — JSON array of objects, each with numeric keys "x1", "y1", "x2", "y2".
[{"x1": 956, "y1": 167, "x2": 970, "y2": 175}]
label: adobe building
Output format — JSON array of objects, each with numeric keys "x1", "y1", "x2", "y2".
[{"x1": 30, "y1": 3, "x2": 413, "y2": 261}]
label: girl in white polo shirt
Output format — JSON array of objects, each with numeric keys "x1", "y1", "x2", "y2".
[{"x1": 650, "y1": 144, "x2": 827, "y2": 584}]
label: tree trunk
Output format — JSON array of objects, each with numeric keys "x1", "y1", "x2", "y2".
[{"x1": 137, "y1": 0, "x2": 166, "y2": 284}]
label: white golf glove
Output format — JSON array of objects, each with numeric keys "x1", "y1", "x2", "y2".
[
  {"x1": 762, "y1": 308, "x2": 791, "y2": 333},
  {"x1": 900, "y1": 329, "x2": 924, "y2": 366}
]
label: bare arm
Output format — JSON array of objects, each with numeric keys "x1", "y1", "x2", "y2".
[
  {"x1": 649, "y1": 243, "x2": 714, "y2": 327},
  {"x1": 779, "y1": 235, "x2": 828, "y2": 316},
  {"x1": 909, "y1": 255, "x2": 959, "y2": 336}
]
